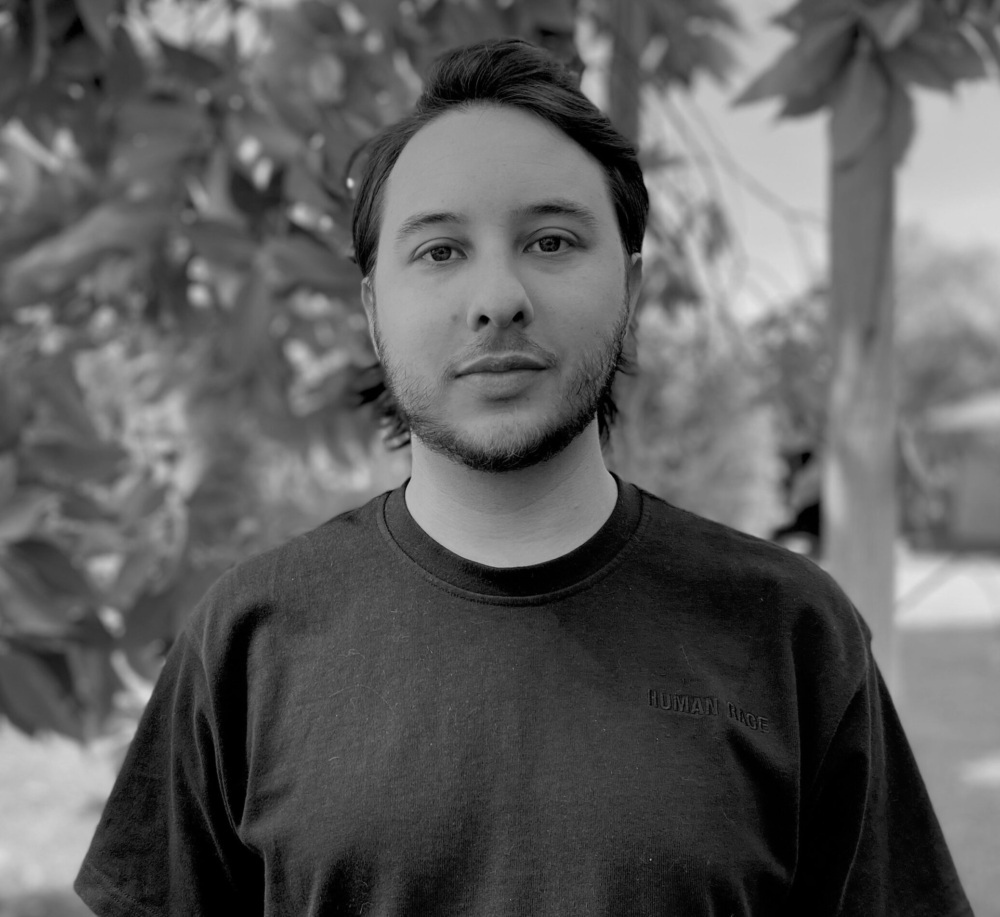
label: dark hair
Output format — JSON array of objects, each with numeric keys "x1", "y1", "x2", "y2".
[{"x1": 351, "y1": 37, "x2": 649, "y2": 444}]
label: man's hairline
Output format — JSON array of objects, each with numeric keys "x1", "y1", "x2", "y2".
[{"x1": 361, "y1": 100, "x2": 639, "y2": 285}]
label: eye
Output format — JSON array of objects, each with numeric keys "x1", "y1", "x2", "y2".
[
  {"x1": 527, "y1": 235, "x2": 574, "y2": 255},
  {"x1": 419, "y1": 244, "x2": 463, "y2": 263}
]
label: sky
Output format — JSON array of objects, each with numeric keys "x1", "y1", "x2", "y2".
[{"x1": 677, "y1": 4, "x2": 1000, "y2": 314}]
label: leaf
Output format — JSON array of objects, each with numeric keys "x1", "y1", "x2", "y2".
[
  {"x1": 21, "y1": 438, "x2": 126, "y2": 485},
  {"x1": 308, "y1": 56, "x2": 346, "y2": 104},
  {"x1": 830, "y1": 50, "x2": 889, "y2": 169},
  {"x1": 123, "y1": 561, "x2": 222, "y2": 648},
  {"x1": 71, "y1": 520, "x2": 126, "y2": 555},
  {"x1": 701, "y1": 201, "x2": 730, "y2": 262},
  {"x1": 889, "y1": 82, "x2": 916, "y2": 166},
  {"x1": 0, "y1": 456, "x2": 16, "y2": 504},
  {"x1": 4, "y1": 609, "x2": 113, "y2": 653},
  {"x1": 156, "y1": 37, "x2": 224, "y2": 86},
  {"x1": 66, "y1": 642, "x2": 121, "y2": 727},
  {"x1": 261, "y1": 235, "x2": 357, "y2": 296},
  {"x1": 52, "y1": 31, "x2": 104, "y2": 81},
  {"x1": 637, "y1": 147, "x2": 687, "y2": 172},
  {"x1": 226, "y1": 273, "x2": 275, "y2": 378},
  {"x1": 109, "y1": 97, "x2": 207, "y2": 190},
  {"x1": 26, "y1": 352, "x2": 104, "y2": 445},
  {"x1": 733, "y1": 15, "x2": 854, "y2": 108},
  {"x1": 109, "y1": 131, "x2": 195, "y2": 188},
  {"x1": 0, "y1": 192, "x2": 66, "y2": 272},
  {"x1": 105, "y1": 26, "x2": 146, "y2": 105},
  {"x1": 0, "y1": 361, "x2": 26, "y2": 452},
  {"x1": 74, "y1": 0, "x2": 118, "y2": 53},
  {"x1": 690, "y1": 33, "x2": 740, "y2": 85},
  {"x1": 0, "y1": 135, "x2": 43, "y2": 214},
  {"x1": 117, "y1": 474, "x2": 168, "y2": 525},
  {"x1": 6, "y1": 538, "x2": 98, "y2": 603},
  {"x1": 1, "y1": 201, "x2": 167, "y2": 308},
  {"x1": 88, "y1": 255, "x2": 140, "y2": 305},
  {"x1": 284, "y1": 159, "x2": 334, "y2": 209},
  {"x1": 188, "y1": 148, "x2": 244, "y2": 223},
  {"x1": 771, "y1": 2, "x2": 856, "y2": 33},
  {"x1": 516, "y1": 0, "x2": 576, "y2": 35},
  {"x1": 297, "y1": 0, "x2": 348, "y2": 34},
  {"x1": 0, "y1": 552, "x2": 74, "y2": 635},
  {"x1": 779, "y1": 77, "x2": 839, "y2": 117},
  {"x1": 860, "y1": 0, "x2": 922, "y2": 50},
  {"x1": 29, "y1": 0, "x2": 52, "y2": 83},
  {"x1": 226, "y1": 108, "x2": 304, "y2": 162},
  {"x1": 0, "y1": 41, "x2": 29, "y2": 120},
  {"x1": 58, "y1": 490, "x2": 111, "y2": 523},
  {"x1": 185, "y1": 219, "x2": 257, "y2": 269},
  {"x1": 885, "y1": 45, "x2": 956, "y2": 92},
  {"x1": 971, "y1": 22, "x2": 1000, "y2": 74},
  {"x1": 357, "y1": 0, "x2": 405, "y2": 33},
  {"x1": 641, "y1": 3, "x2": 738, "y2": 85},
  {"x1": 908, "y1": 29, "x2": 987, "y2": 84},
  {"x1": 676, "y1": 0, "x2": 740, "y2": 31},
  {"x1": 0, "y1": 490, "x2": 56, "y2": 544},
  {"x1": 116, "y1": 98, "x2": 208, "y2": 146},
  {"x1": 108, "y1": 543, "x2": 162, "y2": 609},
  {"x1": 0, "y1": 646, "x2": 85, "y2": 741}
]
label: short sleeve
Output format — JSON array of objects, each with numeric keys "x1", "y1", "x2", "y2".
[
  {"x1": 788, "y1": 654, "x2": 973, "y2": 917},
  {"x1": 74, "y1": 632, "x2": 264, "y2": 916}
]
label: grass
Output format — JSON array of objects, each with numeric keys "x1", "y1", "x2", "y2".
[
  {"x1": 1, "y1": 628, "x2": 997, "y2": 916},
  {"x1": 896, "y1": 628, "x2": 1000, "y2": 917},
  {"x1": 0, "y1": 727, "x2": 113, "y2": 917}
]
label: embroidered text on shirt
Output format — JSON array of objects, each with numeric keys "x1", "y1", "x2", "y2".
[
  {"x1": 648, "y1": 690, "x2": 718, "y2": 716},
  {"x1": 647, "y1": 689, "x2": 771, "y2": 733}
]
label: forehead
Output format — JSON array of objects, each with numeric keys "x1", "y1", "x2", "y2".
[{"x1": 379, "y1": 105, "x2": 615, "y2": 238}]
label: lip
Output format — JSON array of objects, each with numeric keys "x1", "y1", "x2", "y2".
[{"x1": 454, "y1": 353, "x2": 551, "y2": 376}]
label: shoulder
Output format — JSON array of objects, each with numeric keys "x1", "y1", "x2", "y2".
[
  {"x1": 182, "y1": 489, "x2": 393, "y2": 658},
  {"x1": 633, "y1": 484, "x2": 871, "y2": 674}
]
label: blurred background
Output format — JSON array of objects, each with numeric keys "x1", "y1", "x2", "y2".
[{"x1": 1, "y1": 0, "x2": 998, "y2": 914}]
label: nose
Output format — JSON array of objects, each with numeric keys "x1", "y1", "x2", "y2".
[{"x1": 465, "y1": 255, "x2": 534, "y2": 331}]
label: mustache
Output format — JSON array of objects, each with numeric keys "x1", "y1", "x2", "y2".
[{"x1": 444, "y1": 333, "x2": 557, "y2": 377}]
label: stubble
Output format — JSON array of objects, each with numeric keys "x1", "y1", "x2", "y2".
[{"x1": 371, "y1": 293, "x2": 631, "y2": 474}]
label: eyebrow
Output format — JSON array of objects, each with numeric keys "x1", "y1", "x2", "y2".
[
  {"x1": 392, "y1": 198, "x2": 601, "y2": 246},
  {"x1": 513, "y1": 199, "x2": 601, "y2": 232},
  {"x1": 394, "y1": 210, "x2": 465, "y2": 245}
]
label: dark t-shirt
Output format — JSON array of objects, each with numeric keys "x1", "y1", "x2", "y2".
[{"x1": 75, "y1": 479, "x2": 972, "y2": 916}]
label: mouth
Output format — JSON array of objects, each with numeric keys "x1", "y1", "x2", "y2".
[{"x1": 454, "y1": 353, "x2": 552, "y2": 376}]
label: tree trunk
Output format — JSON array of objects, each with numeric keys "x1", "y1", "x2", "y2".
[
  {"x1": 607, "y1": 0, "x2": 645, "y2": 143},
  {"x1": 823, "y1": 55, "x2": 901, "y2": 688}
]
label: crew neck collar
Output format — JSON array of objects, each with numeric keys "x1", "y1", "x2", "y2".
[{"x1": 378, "y1": 473, "x2": 643, "y2": 600}]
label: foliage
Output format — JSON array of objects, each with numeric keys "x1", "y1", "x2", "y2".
[
  {"x1": 751, "y1": 230, "x2": 1000, "y2": 538},
  {"x1": 751, "y1": 286, "x2": 832, "y2": 455},
  {"x1": 895, "y1": 228, "x2": 1000, "y2": 414},
  {"x1": 0, "y1": 0, "x2": 740, "y2": 740},
  {"x1": 610, "y1": 307, "x2": 787, "y2": 540},
  {"x1": 737, "y1": 2, "x2": 999, "y2": 657},
  {"x1": 735, "y1": 0, "x2": 1000, "y2": 157}
]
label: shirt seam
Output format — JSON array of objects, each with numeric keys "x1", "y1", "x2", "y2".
[
  {"x1": 76, "y1": 861, "x2": 160, "y2": 917},
  {"x1": 375, "y1": 490, "x2": 652, "y2": 606}
]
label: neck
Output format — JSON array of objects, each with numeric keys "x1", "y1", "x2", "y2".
[{"x1": 404, "y1": 423, "x2": 618, "y2": 567}]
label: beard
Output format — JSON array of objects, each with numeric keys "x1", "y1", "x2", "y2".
[{"x1": 371, "y1": 294, "x2": 630, "y2": 474}]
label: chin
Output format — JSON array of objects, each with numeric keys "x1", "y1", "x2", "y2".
[{"x1": 414, "y1": 411, "x2": 594, "y2": 474}]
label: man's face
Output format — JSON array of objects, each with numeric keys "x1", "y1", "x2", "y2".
[{"x1": 364, "y1": 104, "x2": 640, "y2": 473}]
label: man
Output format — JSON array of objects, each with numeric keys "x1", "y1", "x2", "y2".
[{"x1": 76, "y1": 38, "x2": 972, "y2": 916}]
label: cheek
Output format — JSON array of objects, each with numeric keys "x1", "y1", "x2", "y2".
[
  {"x1": 373, "y1": 285, "x2": 457, "y2": 357},
  {"x1": 555, "y1": 267, "x2": 625, "y2": 326},
  {"x1": 381, "y1": 276, "x2": 465, "y2": 328}
]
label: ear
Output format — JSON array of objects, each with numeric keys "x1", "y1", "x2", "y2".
[
  {"x1": 360, "y1": 276, "x2": 378, "y2": 354},
  {"x1": 626, "y1": 252, "x2": 643, "y2": 319}
]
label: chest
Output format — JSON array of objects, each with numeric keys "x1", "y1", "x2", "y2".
[{"x1": 239, "y1": 603, "x2": 797, "y2": 914}]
